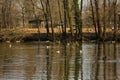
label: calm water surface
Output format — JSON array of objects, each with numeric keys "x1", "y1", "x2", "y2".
[{"x1": 0, "y1": 42, "x2": 120, "y2": 80}]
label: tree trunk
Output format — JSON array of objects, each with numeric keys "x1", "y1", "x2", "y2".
[
  {"x1": 113, "y1": 0, "x2": 117, "y2": 41},
  {"x1": 31, "y1": 0, "x2": 41, "y2": 41},
  {"x1": 63, "y1": 0, "x2": 67, "y2": 40},
  {"x1": 22, "y1": 7, "x2": 25, "y2": 28},
  {"x1": 90, "y1": 0, "x2": 98, "y2": 37},
  {"x1": 108, "y1": 0, "x2": 111, "y2": 27},
  {"x1": 73, "y1": 0, "x2": 83, "y2": 40},
  {"x1": 39, "y1": 0, "x2": 50, "y2": 37},
  {"x1": 79, "y1": 0, "x2": 83, "y2": 41},
  {"x1": 103, "y1": 0, "x2": 106, "y2": 40},
  {"x1": 57, "y1": 0, "x2": 63, "y2": 34},
  {"x1": 94, "y1": 0, "x2": 102, "y2": 40},
  {"x1": 46, "y1": 0, "x2": 55, "y2": 41},
  {"x1": 66, "y1": 0, "x2": 73, "y2": 36}
]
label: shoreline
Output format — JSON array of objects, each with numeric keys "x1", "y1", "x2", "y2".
[{"x1": 0, "y1": 27, "x2": 120, "y2": 42}]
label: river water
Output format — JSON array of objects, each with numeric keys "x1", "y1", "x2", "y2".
[{"x1": 0, "y1": 42, "x2": 120, "y2": 80}]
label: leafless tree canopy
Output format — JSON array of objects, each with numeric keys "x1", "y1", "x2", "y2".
[{"x1": 0, "y1": 0, "x2": 119, "y2": 40}]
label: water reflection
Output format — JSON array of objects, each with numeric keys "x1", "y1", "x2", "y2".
[
  {"x1": 96, "y1": 43, "x2": 118, "y2": 80},
  {"x1": 0, "y1": 42, "x2": 120, "y2": 80}
]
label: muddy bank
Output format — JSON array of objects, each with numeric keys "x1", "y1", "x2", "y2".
[
  {"x1": 1, "y1": 32, "x2": 120, "y2": 42},
  {"x1": 0, "y1": 28, "x2": 120, "y2": 42},
  {"x1": 0, "y1": 32, "x2": 80, "y2": 42}
]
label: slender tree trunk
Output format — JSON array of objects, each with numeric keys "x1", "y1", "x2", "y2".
[
  {"x1": 94, "y1": 0, "x2": 102, "y2": 40},
  {"x1": 18, "y1": 0, "x2": 25, "y2": 28},
  {"x1": 73, "y1": 0, "x2": 78, "y2": 38},
  {"x1": 1, "y1": 0, "x2": 7, "y2": 28},
  {"x1": 66, "y1": 0, "x2": 73, "y2": 36},
  {"x1": 90, "y1": 0, "x2": 98, "y2": 37},
  {"x1": 63, "y1": 0, "x2": 67, "y2": 40},
  {"x1": 79, "y1": 0, "x2": 83, "y2": 41},
  {"x1": 31, "y1": 0, "x2": 41, "y2": 41},
  {"x1": 73, "y1": 0, "x2": 83, "y2": 40},
  {"x1": 108, "y1": 0, "x2": 111, "y2": 27},
  {"x1": 7, "y1": 0, "x2": 12, "y2": 29},
  {"x1": 46, "y1": 0, "x2": 55, "y2": 41},
  {"x1": 45, "y1": 1, "x2": 51, "y2": 37},
  {"x1": 22, "y1": 7, "x2": 25, "y2": 28},
  {"x1": 113, "y1": 0, "x2": 117, "y2": 41},
  {"x1": 57, "y1": 0, "x2": 63, "y2": 34},
  {"x1": 118, "y1": 14, "x2": 120, "y2": 29},
  {"x1": 39, "y1": 0, "x2": 50, "y2": 37},
  {"x1": 103, "y1": 0, "x2": 106, "y2": 40}
]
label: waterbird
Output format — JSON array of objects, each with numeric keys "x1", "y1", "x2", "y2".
[
  {"x1": 16, "y1": 40, "x2": 20, "y2": 43},
  {"x1": 56, "y1": 50, "x2": 60, "y2": 54},
  {"x1": 9, "y1": 44, "x2": 12, "y2": 48},
  {"x1": 6, "y1": 41, "x2": 10, "y2": 43},
  {"x1": 46, "y1": 46, "x2": 50, "y2": 49},
  {"x1": 111, "y1": 41, "x2": 116, "y2": 44},
  {"x1": 80, "y1": 50, "x2": 82, "y2": 54},
  {"x1": 46, "y1": 40, "x2": 50, "y2": 43},
  {"x1": 67, "y1": 43, "x2": 70, "y2": 46},
  {"x1": 102, "y1": 56, "x2": 107, "y2": 61}
]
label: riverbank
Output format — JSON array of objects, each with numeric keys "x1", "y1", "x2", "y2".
[{"x1": 0, "y1": 27, "x2": 120, "y2": 42}]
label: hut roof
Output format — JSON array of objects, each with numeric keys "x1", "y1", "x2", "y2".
[{"x1": 29, "y1": 19, "x2": 45, "y2": 24}]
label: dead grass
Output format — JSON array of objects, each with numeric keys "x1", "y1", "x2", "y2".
[
  {"x1": 21, "y1": 27, "x2": 115, "y2": 33},
  {"x1": 0, "y1": 27, "x2": 119, "y2": 36}
]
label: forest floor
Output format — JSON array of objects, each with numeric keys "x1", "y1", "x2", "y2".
[{"x1": 0, "y1": 27, "x2": 120, "y2": 42}]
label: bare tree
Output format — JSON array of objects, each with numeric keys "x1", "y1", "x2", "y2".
[
  {"x1": 94, "y1": 0, "x2": 102, "y2": 40},
  {"x1": 73, "y1": 0, "x2": 83, "y2": 40},
  {"x1": 90, "y1": 0, "x2": 98, "y2": 37},
  {"x1": 113, "y1": 0, "x2": 118, "y2": 40},
  {"x1": 18, "y1": 0, "x2": 25, "y2": 27},
  {"x1": 57, "y1": 0, "x2": 63, "y2": 34},
  {"x1": 103, "y1": 0, "x2": 106, "y2": 40},
  {"x1": 46, "y1": 0, "x2": 55, "y2": 40}
]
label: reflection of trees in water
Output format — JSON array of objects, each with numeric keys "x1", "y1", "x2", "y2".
[
  {"x1": 62, "y1": 42, "x2": 82, "y2": 80},
  {"x1": 58, "y1": 42, "x2": 74, "y2": 80},
  {"x1": 36, "y1": 42, "x2": 119, "y2": 80},
  {"x1": 42, "y1": 42, "x2": 82, "y2": 80},
  {"x1": 46, "y1": 44, "x2": 52, "y2": 80},
  {"x1": 96, "y1": 43, "x2": 117, "y2": 80},
  {"x1": 82, "y1": 43, "x2": 96, "y2": 80},
  {"x1": 0, "y1": 42, "x2": 119, "y2": 80},
  {"x1": 74, "y1": 42, "x2": 82, "y2": 80},
  {"x1": 82, "y1": 43, "x2": 118, "y2": 80},
  {"x1": 36, "y1": 42, "x2": 53, "y2": 80},
  {"x1": 63, "y1": 43, "x2": 67, "y2": 80},
  {"x1": 0, "y1": 43, "x2": 36, "y2": 80}
]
